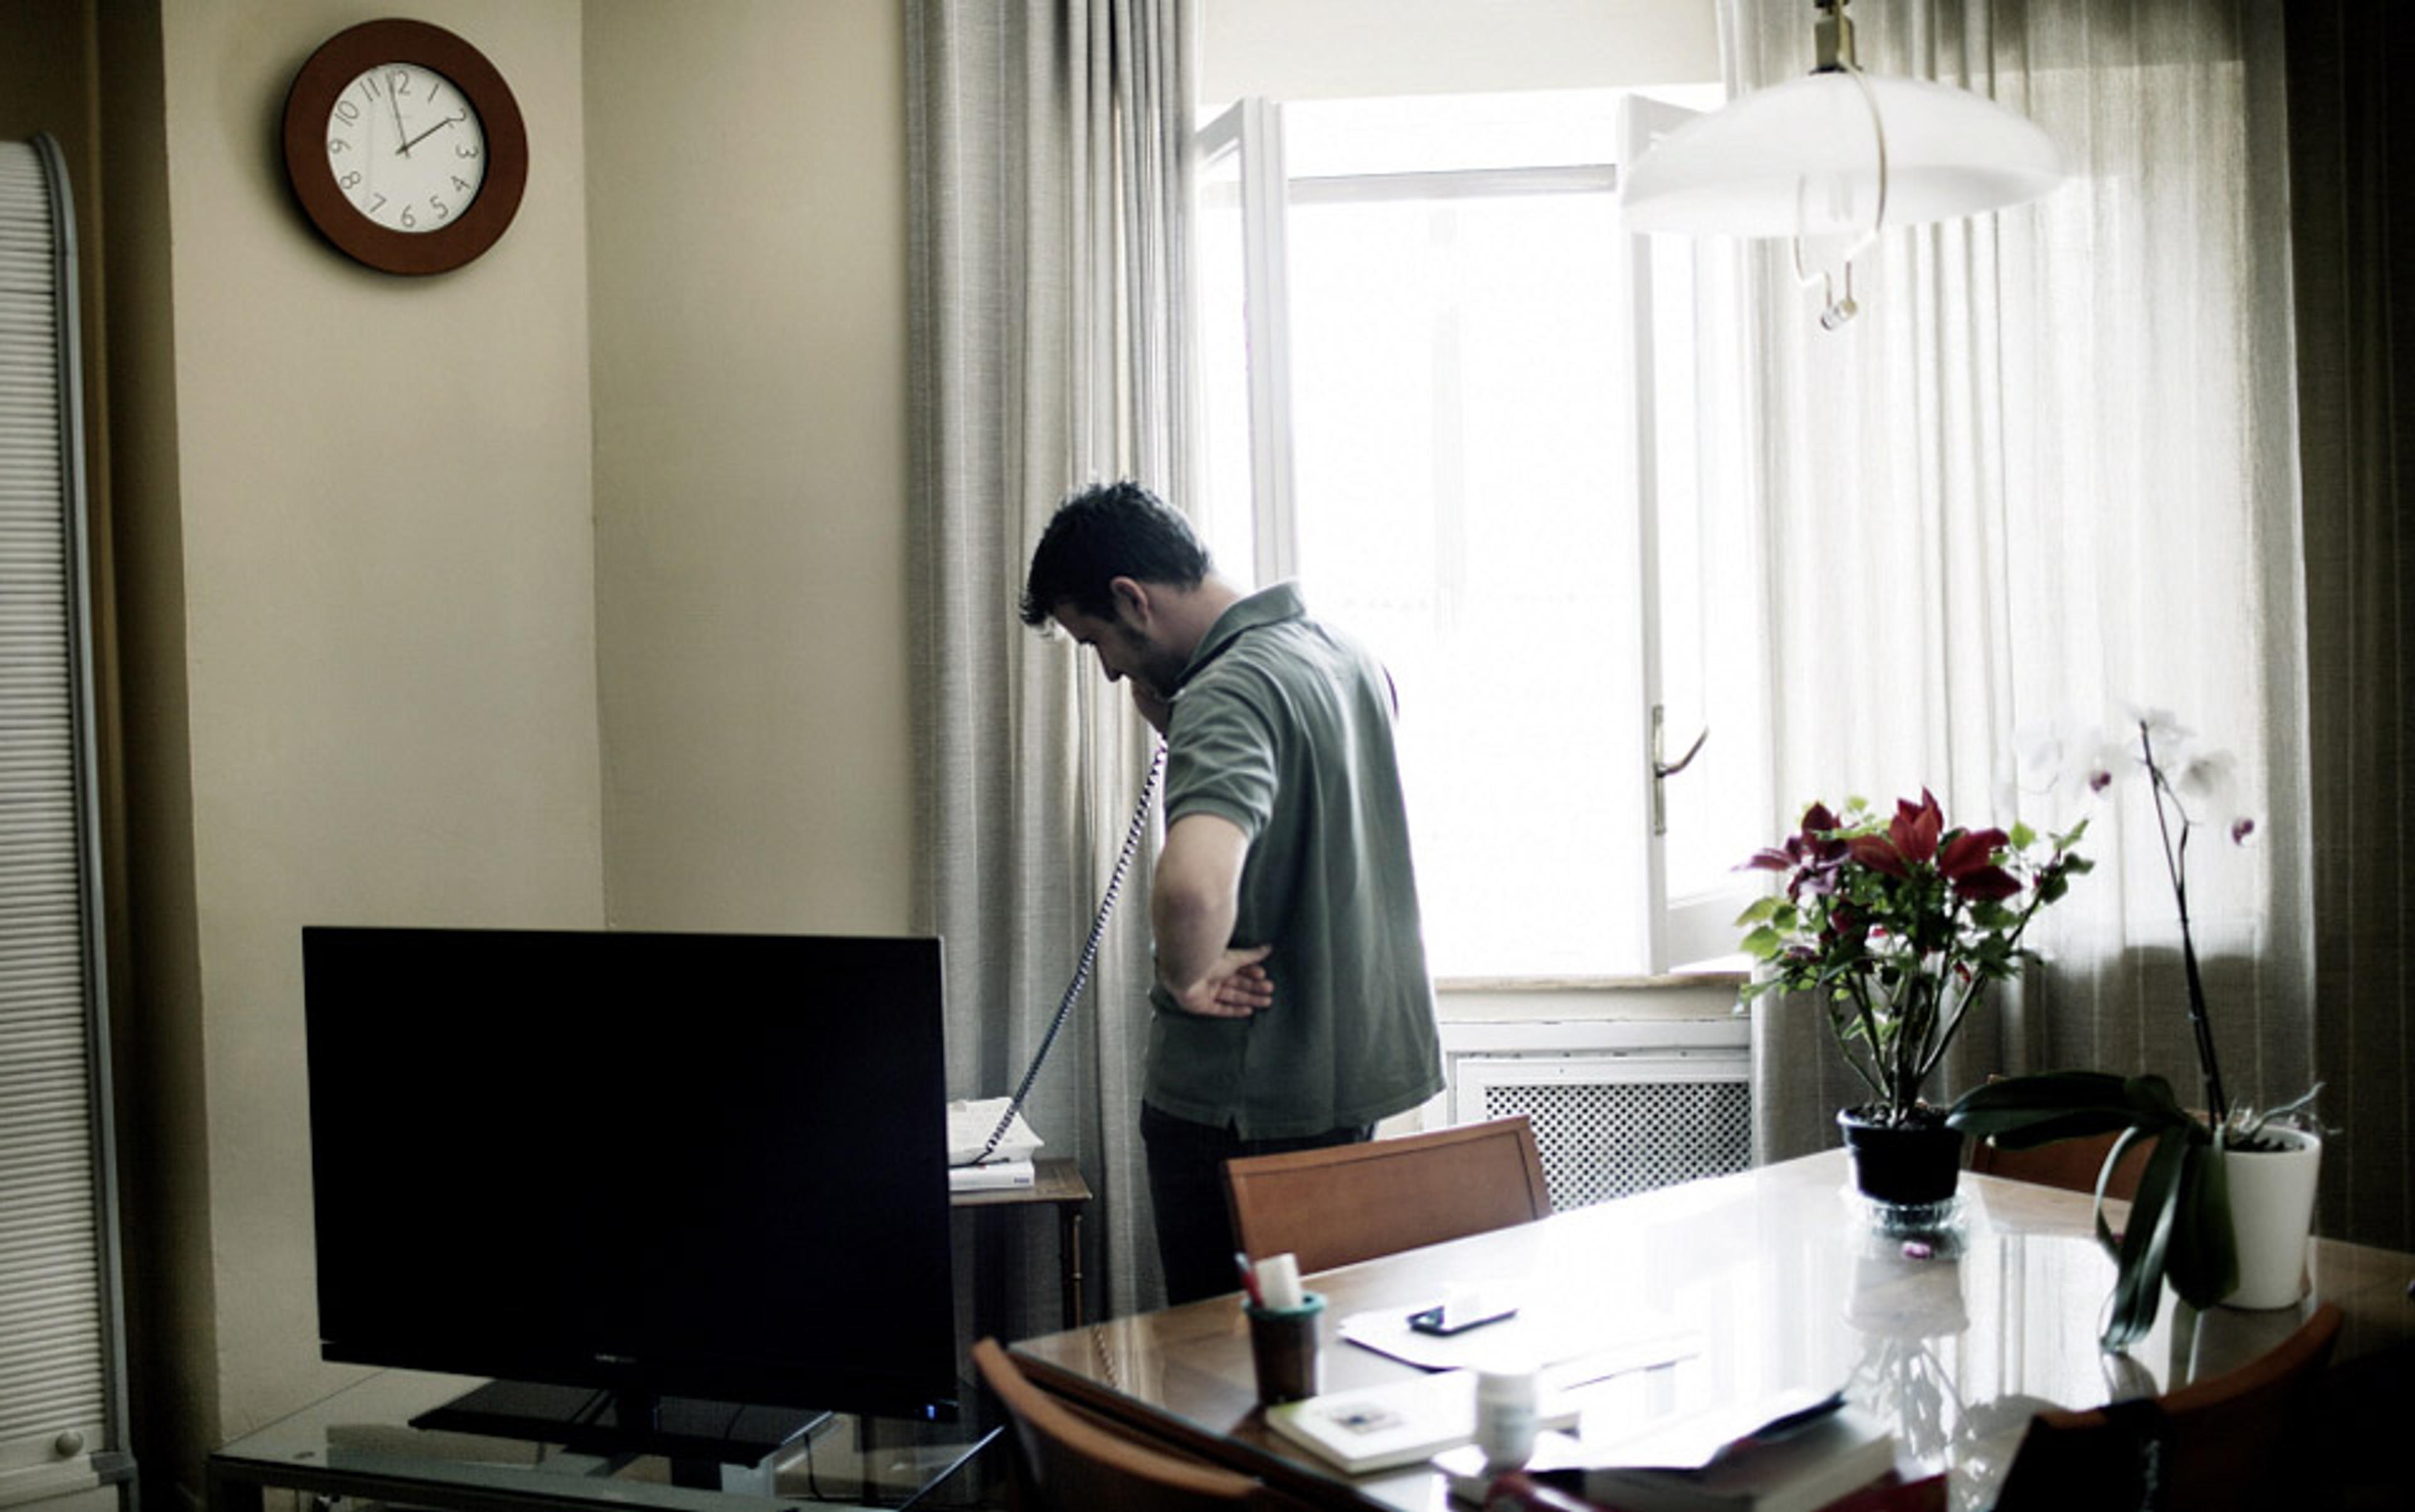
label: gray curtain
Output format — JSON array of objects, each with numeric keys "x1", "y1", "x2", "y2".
[
  {"x1": 905, "y1": 0, "x2": 1197, "y2": 1335},
  {"x1": 2283, "y1": 0, "x2": 2413, "y2": 1252},
  {"x1": 1730, "y1": 2, "x2": 2319, "y2": 1174}
]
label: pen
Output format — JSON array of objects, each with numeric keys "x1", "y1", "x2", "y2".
[{"x1": 1236, "y1": 1251, "x2": 1265, "y2": 1307}]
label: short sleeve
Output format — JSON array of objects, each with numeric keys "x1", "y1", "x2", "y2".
[{"x1": 1164, "y1": 676, "x2": 1278, "y2": 841}]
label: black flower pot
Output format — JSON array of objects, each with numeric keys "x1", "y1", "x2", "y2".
[{"x1": 1838, "y1": 1106, "x2": 1965, "y2": 1213}]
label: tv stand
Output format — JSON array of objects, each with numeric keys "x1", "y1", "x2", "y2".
[
  {"x1": 206, "y1": 1368, "x2": 997, "y2": 1512},
  {"x1": 412, "y1": 1380, "x2": 830, "y2": 1484}
]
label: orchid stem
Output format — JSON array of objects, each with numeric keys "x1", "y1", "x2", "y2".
[{"x1": 2139, "y1": 721, "x2": 2230, "y2": 1130}]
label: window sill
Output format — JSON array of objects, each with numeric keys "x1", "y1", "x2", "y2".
[
  {"x1": 1435, "y1": 970, "x2": 1746, "y2": 1026},
  {"x1": 1436, "y1": 968, "x2": 1748, "y2": 994}
]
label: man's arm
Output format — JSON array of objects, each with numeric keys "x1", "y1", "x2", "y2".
[{"x1": 1153, "y1": 811, "x2": 1273, "y2": 1017}]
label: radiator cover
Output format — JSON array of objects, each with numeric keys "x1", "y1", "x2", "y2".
[{"x1": 1440, "y1": 1018, "x2": 1751, "y2": 1211}]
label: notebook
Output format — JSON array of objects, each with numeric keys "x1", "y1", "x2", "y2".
[{"x1": 1263, "y1": 1370, "x2": 1584, "y2": 1475}]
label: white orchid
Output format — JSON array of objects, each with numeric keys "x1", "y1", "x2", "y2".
[
  {"x1": 1953, "y1": 709, "x2": 2316, "y2": 1352},
  {"x1": 2016, "y1": 709, "x2": 2256, "y2": 846}
]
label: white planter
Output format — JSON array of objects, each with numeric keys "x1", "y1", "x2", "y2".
[{"x1": 2219, "y1": 1127, "x2": 2323, "y2": 1310}]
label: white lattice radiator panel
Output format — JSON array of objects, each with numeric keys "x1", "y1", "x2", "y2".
[{"x1": 1440, "y1": 1018, "x2": 1752, "y2": 1211}]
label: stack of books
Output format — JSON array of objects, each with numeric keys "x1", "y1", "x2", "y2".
[{"x1": 1431, "y1": 1388, "x2": 1926, "y2": 1512}]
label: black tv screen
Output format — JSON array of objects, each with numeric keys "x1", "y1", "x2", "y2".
[{"x1": 301, "y1": 927, "x2": 958, "y2": 1450}]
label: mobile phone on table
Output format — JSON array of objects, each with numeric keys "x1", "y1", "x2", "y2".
[{"x1": 1407, "y1": 1291, "x2": 1518, "y2": 1336}]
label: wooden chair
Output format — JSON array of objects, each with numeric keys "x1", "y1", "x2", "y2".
[
  {"x1": 1991, "y1": 1302, "x2": 2343, "y2": 1512},
  {"x1": 970, "y1": 1337, "x2": 1311, "y2": 1511},
  {"x1": 1968, "y1": 1128, "x2": 2151, "y2": 1203},
  {"x1": 1221, "y1": 1115, "x2": 1552, "y2": 1277}
]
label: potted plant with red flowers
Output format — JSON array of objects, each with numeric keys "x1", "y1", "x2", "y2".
[
  {"x1": 1947, "y1": 713, "x2": 2324, "y2": 1350},
  {"x1": 1738, "y1": 792, "x2": 2089, "y2": 1223}
]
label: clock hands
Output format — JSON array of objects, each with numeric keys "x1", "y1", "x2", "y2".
[
  {"x1": 388, "y1": 86, "x2": 410, "y2": 158},
  {"x1": 396, "y1": 113, "x2": 465, "y2": 157}
]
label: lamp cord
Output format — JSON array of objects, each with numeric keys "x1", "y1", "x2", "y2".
[
  {"x1": 952, "y1": 742, "x2": 1167, "y2": 1168},
  {"x1": 1791, "y1": 59, "x2": 1890, "y2": 327}
]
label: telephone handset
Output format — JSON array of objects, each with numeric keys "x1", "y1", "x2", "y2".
[{"x1": 952, "y1": 741, "x2": 1167, "y2": 1168}]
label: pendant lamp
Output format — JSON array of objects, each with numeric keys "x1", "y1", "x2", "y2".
[{"x1": 1622, "y1": 0, "x2": 2060, "y2": 328}]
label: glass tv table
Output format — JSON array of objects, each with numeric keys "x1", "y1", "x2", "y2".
[{"x1": 206, "y1": 1369, "x2": 1001, "y2": 1512}]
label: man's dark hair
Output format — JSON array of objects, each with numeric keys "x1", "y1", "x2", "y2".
[{"x1": 1019, "y1": 481, "x2": 1212, "y2": 626}]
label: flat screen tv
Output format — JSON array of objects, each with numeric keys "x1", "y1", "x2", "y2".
[{"x1": 301, "y1": 926, "x2": 958, "y2": 1466}]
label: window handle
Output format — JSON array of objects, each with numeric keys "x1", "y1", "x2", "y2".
[
  {"x1": 1650, "y1": 708, "x2": 1709, "y2": 837},
  {"x1": 1654, "y1": 723, "x2": 1709, "y2": 779}
]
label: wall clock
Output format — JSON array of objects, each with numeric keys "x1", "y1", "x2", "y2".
[{"x1": 281, "y1": 18, "x2": 528, "y2": 275}]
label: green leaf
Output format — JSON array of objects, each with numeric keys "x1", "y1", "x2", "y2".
[
  {"x1": 1948, "y1": 1069, "x2": 2131, "y2": 1118},
  {"x1": 1946, "y1": 1071, "x2": 2199, "y2": 1147},
  {"x1": 1734, "y1": 896, "x2": 1780, "y2": 927},
  {"x1": 1965, "y1": 1109, "x2": 2139, "y2": 1148},
  {"x1": 2008, "y1": 821, "x2": 2037, "y2": 850},
  {"x1": 2164, "y1": 1141, "x2": 2238, "y2": 1308},
  {"x1": 2101, "y1": 1128, "x2": 2194, "y2": 1350},
  {"x1": 1740, "y1": 925, "x2": 1782, "y2": 960}
]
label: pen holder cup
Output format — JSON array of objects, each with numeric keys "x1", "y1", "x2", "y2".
[{"x1": 1244, "y1": 1293, "x2": 1326, "y2": 1406}]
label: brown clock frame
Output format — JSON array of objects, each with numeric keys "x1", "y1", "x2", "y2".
[{"x1": 282, "y1": 18, "x2": 528, "y2": 275}]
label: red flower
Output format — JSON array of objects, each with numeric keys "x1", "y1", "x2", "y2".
[
  {"x1": 1841, "y1": 791, "x2": 1946, "y2": 878},
  {"x1": 1892, "y1": 791, "x2": 1945, "y2": 865},
  {"x1": 1950, "y1": 865, "x2": 2024, "y2": 903},
  {"x1": 1936, "y1": 825, "x2": 2019, "y2": 901},
  {"x1": 1848, "y1": 832, "x2": 1908, "y2": 877},
  {"x1": 1738, "y1": 803, "x2": 1853, "y2": 895}
]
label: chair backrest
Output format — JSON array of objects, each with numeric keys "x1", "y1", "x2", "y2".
[
  {"x1": 971, "y1": 1337, "x2": 1303, "y2": 1512},
  {"x1": 1968, "y1": 1128, "x2": 2150, "y2": 1202},
  {"x1": 1222, "y1": 1116, "x2": 1552, "y2": 1277},
  {"x1": 1992, "y1": 1302, "x2": 2343, "y2": 1512}
]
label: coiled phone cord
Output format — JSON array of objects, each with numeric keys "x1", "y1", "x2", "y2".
[{"x1": 955, "y1": 740, "x2": 1167, "y2": 1168}]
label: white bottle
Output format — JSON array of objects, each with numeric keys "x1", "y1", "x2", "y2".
[{"x1": 1474, "y1": 1366, "x2": 1539, "y2": 1469}]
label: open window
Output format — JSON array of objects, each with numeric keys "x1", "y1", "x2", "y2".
[{"x1": 1194, "y1": 90, "x2": 1762, "y2": 978}]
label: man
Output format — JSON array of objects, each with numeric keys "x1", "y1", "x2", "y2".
[{"x1": 1020, "y1": 481, "x2": 1444, "y2": 1304}]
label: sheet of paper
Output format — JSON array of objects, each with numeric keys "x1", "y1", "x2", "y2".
[
  {"x1": 1339, "y1": 1294, "x2": 1702, "y2": 1384},
  {"x1": 946, "y1": 1097, "x2": 1045, "y2": 1165}
]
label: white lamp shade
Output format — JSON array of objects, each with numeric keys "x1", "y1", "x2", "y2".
[{"x1": 1621, "y1": 72, "x2": 2061, "y2": 238}]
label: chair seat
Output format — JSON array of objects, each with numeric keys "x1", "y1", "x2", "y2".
[
  {"x1": 1968, "y1": 1128, "x2": 2150, "y2": 1202},
  {"x1": 972, "y1": 1337, "x2": 1314, "y2": 1511},
  {"x1": 1992, "y1": 1303, "x2": 2343, "y2": 1511}
]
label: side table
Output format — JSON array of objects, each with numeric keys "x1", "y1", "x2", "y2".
[{"x1": 949, "y1": 1157, "x2": 1092, "y2": 1330}]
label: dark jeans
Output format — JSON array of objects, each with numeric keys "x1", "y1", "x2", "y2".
[{"x1": 1141, "y1": 1101, "x2": 1373, "y2": 1306}]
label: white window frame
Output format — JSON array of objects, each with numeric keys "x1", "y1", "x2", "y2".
[{"x1": 1196, "y1": 95, "x2": 1758, "y2": 977}]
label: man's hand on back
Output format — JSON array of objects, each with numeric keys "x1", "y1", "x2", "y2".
[{"x1": 1165, "y1": 945, "x2": 1274, "y2": 1018}]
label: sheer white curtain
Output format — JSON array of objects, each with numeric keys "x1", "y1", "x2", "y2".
[
  {"x1": 906, "y1": 0, "x2": 1197, "y2": 1330},
  {"x1": 1731, "y1": 1, "x2": 2314, "y2": 1159}
]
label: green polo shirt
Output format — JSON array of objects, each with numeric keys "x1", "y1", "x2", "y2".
[{"x1": 1145, "y1": 583, "x2": 1443, "y2": 1138}]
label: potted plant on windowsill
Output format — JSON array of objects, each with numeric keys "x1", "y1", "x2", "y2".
[
  {"x1": 1947, "y1": 713, "x2": 2324, "y2": 1351},
  {"x1": 1738, "y1": 791, "x2": 2090, "y2": 1223}
]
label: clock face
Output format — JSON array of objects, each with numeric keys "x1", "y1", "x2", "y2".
[
  {"x1": 284, "y1": 18, "x2": 528, "y2": 274},
  {"x1": 323, "y1": 63, "x2": 489, "y2": 235}
]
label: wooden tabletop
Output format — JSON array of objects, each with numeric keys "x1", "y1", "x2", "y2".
[{"x1": 1008, "y1": 1149, "x2": 2412, "y2": 1511}]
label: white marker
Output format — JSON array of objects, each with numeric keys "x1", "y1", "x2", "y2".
[{"x1": 1255, "y1": 1251, "x2": 1305, "y2": 1310}]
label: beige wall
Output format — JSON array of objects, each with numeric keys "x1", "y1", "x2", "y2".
[
  {"x1": 586, "y1": 0, "x2": 914, "y2": 933},
  {"x1": 162, "y1": 0, "x2": 605, "y2": 1447},
  {"x1": 58, "y1": 1, "x2": 920, "y2": 1503}
]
